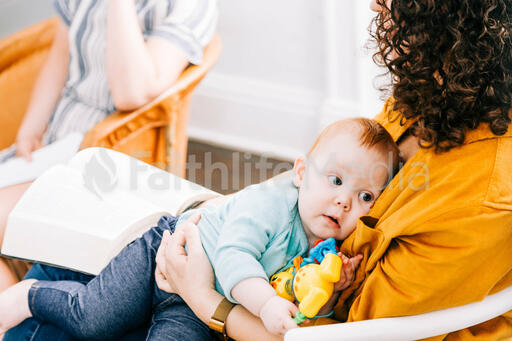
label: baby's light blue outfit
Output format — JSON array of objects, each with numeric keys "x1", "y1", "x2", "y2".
[{"x1": 179, "y1": 176, "x2": 310, "y2": 302}]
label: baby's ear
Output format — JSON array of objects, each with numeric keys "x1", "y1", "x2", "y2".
[{"x1": 293, "y1": 155, "x2": 307, "y2": 187}]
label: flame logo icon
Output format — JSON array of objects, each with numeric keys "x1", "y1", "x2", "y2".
[{"x1": 83, "y1": 149, "x2": 118, "y2": 199}]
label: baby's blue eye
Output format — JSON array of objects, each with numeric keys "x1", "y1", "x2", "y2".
[
  {"x1": 359, "y1": 192, "x2": 373, "y2": 202},
  {"x1": 328, "y1": 175, "x2": 342, "y2": 186}
]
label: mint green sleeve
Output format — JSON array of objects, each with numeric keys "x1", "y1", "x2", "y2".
[{"x1": 213, "y1": 186, "x2": 289, "y2": 303}]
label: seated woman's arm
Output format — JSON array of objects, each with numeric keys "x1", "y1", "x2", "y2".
[
  {"x1": 16, "y1": 20, "x2": 69, "y2": 161},
  {"x1": 106, "y1": 0, "x2": 217, "y2": 111}
]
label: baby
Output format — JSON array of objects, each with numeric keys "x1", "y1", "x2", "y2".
[{"x1": 0, "y1": 118, "x2": 399, "y2": 339}]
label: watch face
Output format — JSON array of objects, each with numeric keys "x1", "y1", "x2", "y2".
[{"x1": 209, "y1": 318, "x2": 225, "y2": 333}]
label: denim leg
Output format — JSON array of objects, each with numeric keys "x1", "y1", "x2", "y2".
[
  {"x1": 4, "y1": 264, "x2": 90, "y2": 341},
  {"x1": 5, "y1": 314, "x2": 149, "y2": 341},
  {"x1": 4, "y1": 319, "x2": 77, "y2": 341},
  {"x1": 5, "y1": 264, "x2": 151, "y2": 341},
  {"x1": 24, "y1": 263, "x2": 94, "y2": 282},
  {"x1": 27, "y1": 216, "x2": 178, "y2": 340},
  {"x1": 146, "y1": 295, "x2": 211, "y2": 341},
  {"x1": 5, "y1": 313, "x2": 149, "y2": 341}
]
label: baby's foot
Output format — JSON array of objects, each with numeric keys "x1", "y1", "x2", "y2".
[{"x1": 0, "y1": 279, "x2": 37, "y2": 334}]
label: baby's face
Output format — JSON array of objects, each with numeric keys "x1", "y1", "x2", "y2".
[{"x1": 293, "y1": 133, "x2": 391, "y2": 246}]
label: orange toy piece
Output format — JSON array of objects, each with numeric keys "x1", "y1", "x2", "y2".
[{"x1": 270, "y1": 267, "x2": 295, "y2": 302}]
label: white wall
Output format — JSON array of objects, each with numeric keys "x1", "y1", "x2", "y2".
[
  {"x1": 189, "y1": 0, "x2": 385, "y2": 160},
  {"x1": 0, "y1": 0, "x2": 55, "y2": 38},
  {"x1": 0, "y1": 0, "x2": 385, "y2": 161}
]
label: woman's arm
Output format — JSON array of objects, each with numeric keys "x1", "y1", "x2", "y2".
[
  {"x1": 16, "y1": 20, "x2": 69, "y2": 161},
  {"x1": 155, "y1": 215, "x2": 282, "y2": 341},
  {"x1": 105, "y1": 0, "x2": 189, "y2": 111}
]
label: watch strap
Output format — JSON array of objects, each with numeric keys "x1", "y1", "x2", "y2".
[{"x1": 209, "y1": 297, "x2": 235, "y2": 340}]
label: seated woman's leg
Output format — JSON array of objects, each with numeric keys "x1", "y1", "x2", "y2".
[{"x1": 0, "y1": 182, "x2": 33, "y2": 291}]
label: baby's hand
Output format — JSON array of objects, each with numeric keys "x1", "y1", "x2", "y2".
[
  {"x1": 259, "y1": 295, "x2": 299, "y2": 335},
  {"x1": 334, "y1": 253, "x2": 363, "y2": 292}
]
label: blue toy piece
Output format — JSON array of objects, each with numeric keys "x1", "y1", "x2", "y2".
[{"x1": 300, "y1": 238, "x2": 338, "y2": 267}]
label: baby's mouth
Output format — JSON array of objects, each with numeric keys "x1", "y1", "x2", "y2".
[{"x1": 325, "y1": 215, "x2": 340, "y2": 227}]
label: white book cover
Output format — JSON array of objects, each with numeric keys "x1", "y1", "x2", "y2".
[{"x1": 1, "y1": 147, "x2": 217, "y2": 275}]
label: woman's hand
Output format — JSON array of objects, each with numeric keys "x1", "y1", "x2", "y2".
[
  {"x1": 154, "y1": 229, "x2": 175, "y2": 293},
  {"x1": 155, "y1": 213, "x2": 223, "y2": 324},
  {"x1": 15, "y1": 123, "x2": 45, "y2": 162},
  {"x1": 155, "y1": 214, "x2": 282, "y2": 341},
  {"x1": 155, "y1": 213, "x2": 216, "y2": 305}
]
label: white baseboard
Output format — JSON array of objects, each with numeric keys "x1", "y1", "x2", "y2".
[
  {"x1": 188, "y1": 72, "x2": 364, "y2": 159},
  {"x1": 188, "y1": 126, "x2": 301, "y2": 162}
]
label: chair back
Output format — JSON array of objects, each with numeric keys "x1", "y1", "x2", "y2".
[
  {"x1": 0, "y1": 18, "x2": 58, "y2": 150},
  {"x1": 80, "y1": 34, "x2": 222, "y2": 175}
]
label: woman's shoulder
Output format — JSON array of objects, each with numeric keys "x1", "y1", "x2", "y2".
[
  {"x1": 479, "y1": 136, "x2": 512, "y2": 210},
  {"x1": 426, "y1": 139, "x2": 509, "y2": 206},
  {"x1": 445, "y1": 123, "x2": 512, "y2": 210},
  {"x1": 372, "y1": 125, "x2": 512, "y2": 236}
]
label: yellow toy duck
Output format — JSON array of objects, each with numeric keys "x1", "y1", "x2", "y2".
[{"x1": 270, "y1": 238, "x2": 342, "y2": 324}]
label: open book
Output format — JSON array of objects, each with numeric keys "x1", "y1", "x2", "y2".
[{"x1": 1, "y1": 148, "x2": 217, "y2": 275}]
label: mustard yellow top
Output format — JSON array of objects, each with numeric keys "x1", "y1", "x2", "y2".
[{"x1": 313, "y1": 98, "x2": 512, "y2": 340}]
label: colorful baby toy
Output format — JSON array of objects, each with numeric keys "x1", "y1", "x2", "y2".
[{"x1": 269, "y1": 238, "x2": 342, "y2": 324}]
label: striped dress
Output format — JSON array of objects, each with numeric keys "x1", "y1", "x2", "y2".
[{"x1": 0, "y1": 0, "x2": 217, "y2": 162}]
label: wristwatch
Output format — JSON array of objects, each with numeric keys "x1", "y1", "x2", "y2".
[{"x1": 209, "y1": 297, "x2": 235, "y2": 341}]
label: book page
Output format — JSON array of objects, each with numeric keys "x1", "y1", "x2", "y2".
[
  {"x1": 67, "y1": 148, "x2": 218, "y2": 215},
  {"x1": 0, "y1": 133, "x2": 83, "y2": 189},
  {"x1": 11, "y1": 165, "x2": 165, "y2": 240}
]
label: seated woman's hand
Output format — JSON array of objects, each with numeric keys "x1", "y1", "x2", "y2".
[{"x1": 15, "y1": 123, "x2": 45, "y2": 162}]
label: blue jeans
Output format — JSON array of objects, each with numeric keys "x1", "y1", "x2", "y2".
[{"x1": 5, "y1": 216, "x2": 210, "y2": 341}]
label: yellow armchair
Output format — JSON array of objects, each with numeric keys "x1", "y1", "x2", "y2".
[{"x1": 0, "y1": 18, "x2": 221, "y2": 177}]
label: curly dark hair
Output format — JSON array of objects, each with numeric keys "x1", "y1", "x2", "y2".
[{"x1": 371, "y1": 0, "x2": 512, "y2": 152}]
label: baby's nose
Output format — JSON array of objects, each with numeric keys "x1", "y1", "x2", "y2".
[{"x1": 335, "y1": 196, "x2": 351, "y2": 210}]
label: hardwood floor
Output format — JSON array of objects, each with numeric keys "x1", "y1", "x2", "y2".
[{"x1": 185, "y1": 140, "x2": 293, "y2": 194}]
